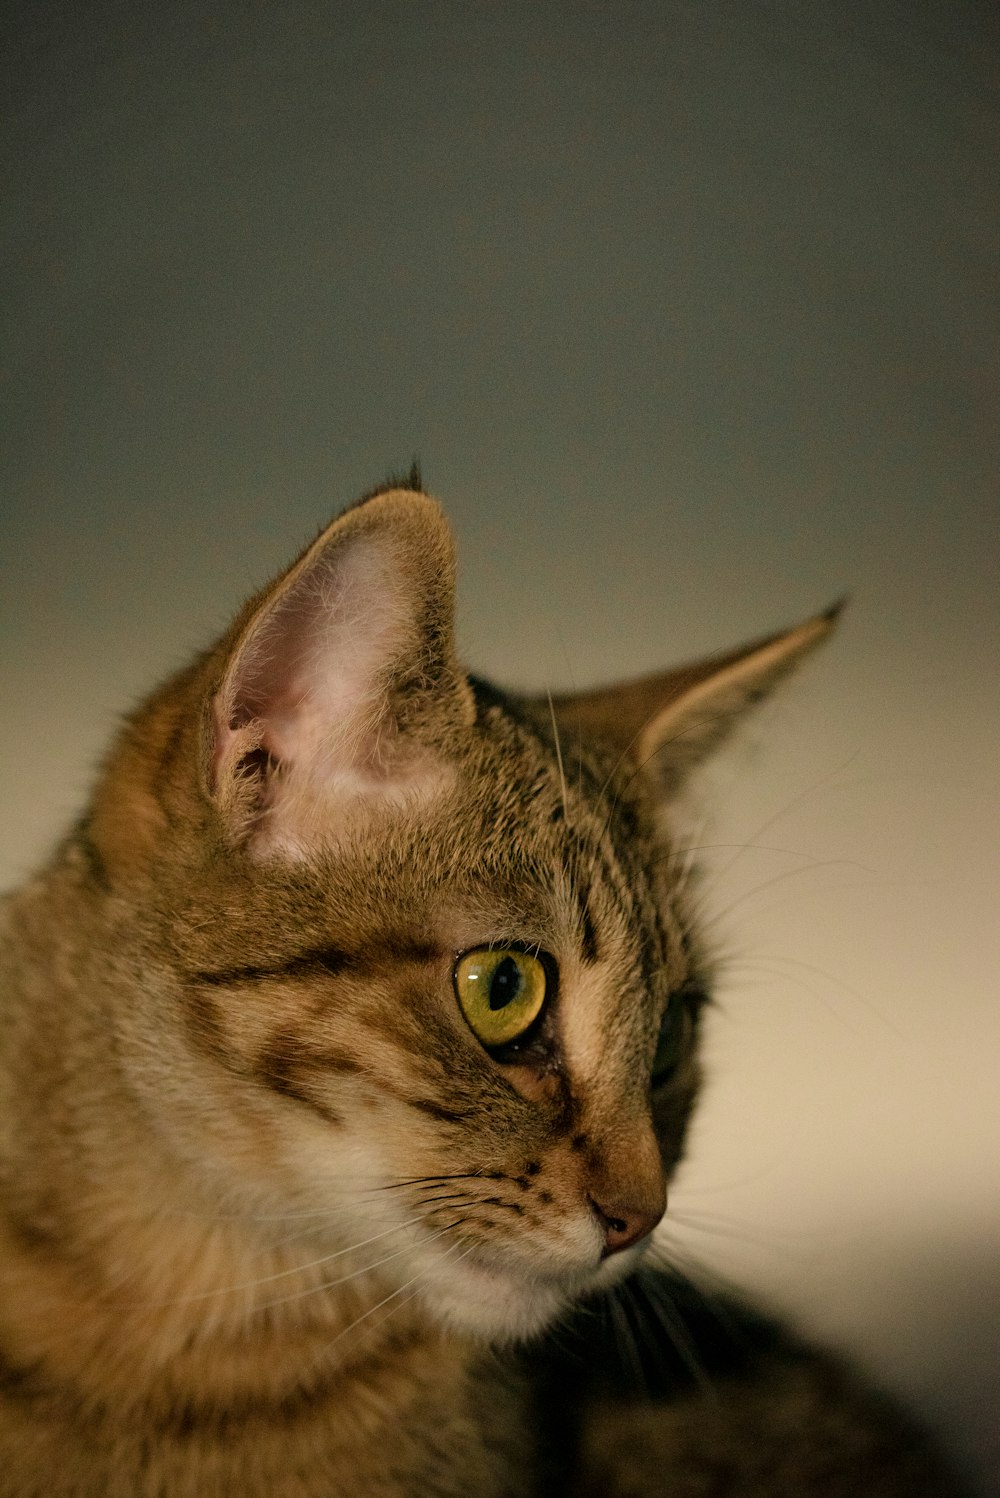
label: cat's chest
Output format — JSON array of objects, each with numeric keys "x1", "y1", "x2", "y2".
[{"x1": 5, "y1": 1340, "x2": 537, "y2": 1498}]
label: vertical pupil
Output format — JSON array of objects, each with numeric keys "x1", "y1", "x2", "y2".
[{"x1": 488, "y1": 956, "x2": 523, "y2": 1010}]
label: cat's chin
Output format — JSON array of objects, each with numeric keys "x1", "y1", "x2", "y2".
[{"x1": 417, "y1": 1242, "x2": 647, "y2": 1344}]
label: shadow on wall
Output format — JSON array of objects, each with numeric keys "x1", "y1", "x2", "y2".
[{"x1": 793, "y1": 1235, "x2": 1000, "y2": 1497}]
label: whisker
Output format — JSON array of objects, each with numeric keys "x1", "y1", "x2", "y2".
[
  {"x1": 308, "y1": 1236, "x2": 477, "y2": 1376},
  {"x1": 410, "y1": 1190, "x2": 482, "y2": 1209},
  {"x1": 589, "y1": 709, "x2": 749, "y2": 894},
  {"x1": 662, "y1": 1165, "x2": 777, "y2": 1197},
  {"x1": 551, "y1": 626, "x2": 584, "y2": 799},
  {"x1": 122, "y1": 1216, "x2": 429, "y2": 1309},
  {"x1": 663, "y1": 841, "x2": 873, "y2": 881},
  {"x1": 707, "y1": 858, "x2": 865, "y2": 927},
  {"x1": 546, "y1": 687, "x2": 569, "y2": 823},
  {"x1": 732, "y1": 951, "x2": 903, "y2": 1036},
  {"x1": 379, "y1": 1171, "x2": 487, "y2": 1190},
  {"x1": 628, "y1": 1271, "x2": 715, "y2": 1396},
  {"x1": 644, "y1": 1240, "x2": 755, "y2": 1331},
  {"x1": 109, "y1": 1185, "x2": 401, "y2": 1228},
  {"x1": 712, "y1": 748, "x2": 864, "y2": 884},
  {"x1": 614, "y1": 1281, "x2": 651, "y2": 1398},
  {"x1": 251, "y1": 1219, "x2": 466, "y2": 1315},
  {"x1": 665, "y1": 1209, "x2": 816, "y2": 1257},
  {"x1": 720, "y1": 955, "x2": 864, "y2": 1029}
]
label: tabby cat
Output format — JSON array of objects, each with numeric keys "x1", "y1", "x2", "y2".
[{"x1": 0, "y1": 481, "x2": 965, "y2": 1496}]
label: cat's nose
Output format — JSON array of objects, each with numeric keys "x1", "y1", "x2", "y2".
[{"x1": 590, "y1": 1191, "x2": 666, "y2": 1257}]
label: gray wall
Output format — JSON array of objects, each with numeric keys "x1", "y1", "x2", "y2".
[{"x1": 3, "y1": 3, "x2": 998, "y2": 1490}]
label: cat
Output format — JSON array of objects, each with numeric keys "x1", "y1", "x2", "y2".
[{"x1": 0, "y1": 477, "x2": 966, "y2": 1497}]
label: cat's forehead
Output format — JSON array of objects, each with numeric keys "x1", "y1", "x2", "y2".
[
  {"x1": 173, "y1": 678, "x2": 694, "y2": 1001},
  {"x1": 362, "y1": 703, "x2": 691, "y2": 989}
]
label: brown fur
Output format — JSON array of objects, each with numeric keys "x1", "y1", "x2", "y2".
[{"x1": 0, "y1": 489, "x2": 965, "y2": 1495}]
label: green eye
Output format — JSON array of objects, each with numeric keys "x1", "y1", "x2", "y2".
[{"x1": 454, "y1": 947, "x2": 549, "y2": 1049}]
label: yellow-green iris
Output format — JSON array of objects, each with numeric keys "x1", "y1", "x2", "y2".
[{"x1": 454, "y1": 947, "x2": 548, "y2": 1048}]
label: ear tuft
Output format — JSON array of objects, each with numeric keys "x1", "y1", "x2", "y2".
[{"x1": 356, "y1": 460, "x2": 424, "y2": 506}]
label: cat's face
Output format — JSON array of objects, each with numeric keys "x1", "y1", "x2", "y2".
[
  {"x1": 89, "y1": 486, "x2": 833, "y2": 1344},
  {"x1": 163, "y1": 700, "x2": 704, "y2": 1341}
]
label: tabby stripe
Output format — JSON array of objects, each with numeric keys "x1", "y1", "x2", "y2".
[
  {"x1": 189, "y1": 950, "x2": 351, "y2": 986},
  {"x1": 152, "y1": 1331, "x2": 424, "y2": 1437},
  {"x1": 408, "y1": 1098, "x2": 471, "y2": 1123},
  {"x1": 188, "y1": 935, "x2": 440, "y2": 987},
  {"x1": 566, "y1": 857, "x2": 601, "y2": 964},
  {"x1": 256, "y1": 1067, "x2": 344, "y2": 1127}
]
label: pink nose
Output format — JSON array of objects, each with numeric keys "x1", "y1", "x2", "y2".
[{"x1": 590, "y1": 1193, "x2": 666, "y2": 1257}]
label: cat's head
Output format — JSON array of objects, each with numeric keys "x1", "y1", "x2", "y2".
[{"x1": 87, "y1": 486, "x2": 837, "y2": 1342}]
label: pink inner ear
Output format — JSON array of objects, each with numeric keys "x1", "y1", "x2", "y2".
[{"x1": 212, "y1": 531, "x2": 411, "y2": 801}]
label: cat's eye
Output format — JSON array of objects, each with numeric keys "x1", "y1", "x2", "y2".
[
  {"x1": 453, "y1": 947, "x2": 549, "y2": 1050},
  {"x1": 651, "y1": 995, "x2": 690, "y2": 1087}
]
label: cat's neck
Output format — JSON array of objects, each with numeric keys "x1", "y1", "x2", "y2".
[{"x1": 0, "y1": 1200, "x2": 439, "y2": 1417}]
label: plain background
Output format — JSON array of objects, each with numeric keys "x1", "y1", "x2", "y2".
[{"x1": 3, "y1": 3, "x2": 998, "y2": 1491}]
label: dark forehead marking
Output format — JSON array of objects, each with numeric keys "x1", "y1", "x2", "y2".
[
  {"x1": 578, "y1": 890, "x2": 600, "y2": 965},
  {"x1": 467, "y1": 671, "x2": 680, "y2": 984},
  {"x1": 189, "y1": 949, "x2": 351, "y2": 987},
  {"x1": 642, "y1": 891, "x2": 674, "y2": 997},
  {"x1": 186, "y1": 935, "x2": 440, "y2": 988},
  {"x1": 561, "y1": 830, "x2": 603, "y2": 965},
  {"x1": 572, "y1": 800, "x2": 682, "y2": 1001},
  {"x1": 577, "y1": 828, "x2": 637, "y2": 944}
]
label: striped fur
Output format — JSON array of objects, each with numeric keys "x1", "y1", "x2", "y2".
[{"x1": 0, "y1": 490, "x2": 962, "y2": 1495}]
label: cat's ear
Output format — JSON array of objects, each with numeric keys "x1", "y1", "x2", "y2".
[
  {"x1": 208, "y1": 489, "x2": 473, "y2": 854},
  {"x1": 548, "y1": 603, "x2": 842, "y2": 800}
]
